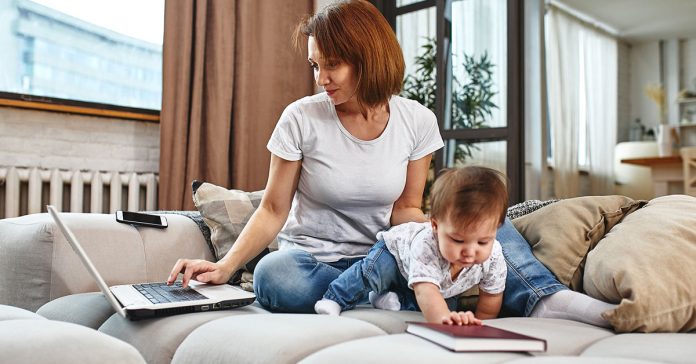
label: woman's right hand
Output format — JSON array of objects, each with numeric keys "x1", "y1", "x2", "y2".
[
  {"x1": 166, "y1": 258, "x2": 235, "y2": 288},
  {"x1": 165, "y1": 156, "x2": 301, "y2": 289}
]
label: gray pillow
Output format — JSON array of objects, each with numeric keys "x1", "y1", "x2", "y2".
[{"x1": 191, "y1": 181, "x2": 273, "y2": 286}]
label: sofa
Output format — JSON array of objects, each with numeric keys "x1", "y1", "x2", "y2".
[{"x1": 1, "y1": 196, "x2": 696, "y2": 364}]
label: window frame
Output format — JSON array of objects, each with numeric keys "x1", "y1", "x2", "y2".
[
  {"x1": 0, "y1": 91, "x2": 159, "y2": 122},
  {"x1": 373, "y1": 0, "x2": 525, "y2": 203},
  {"x1": 0, "y1": 0, "x2": 163, "y2": 121}
]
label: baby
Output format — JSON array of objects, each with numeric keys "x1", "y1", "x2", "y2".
[{"x1": 315, "y1": 166, "x2": 508, "y2": 325}]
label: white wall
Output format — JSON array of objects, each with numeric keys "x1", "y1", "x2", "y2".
[
  {"x1": 664, "y1": 39, "x2": 680, "y2": 125},
  {"x1": 617, "y1": 41, "x2": 631, "y2": 142},
  {"x1": 684, "y1": 39, "x2": 696, "y2": 92},
  {"x1": 625, "y1": 38, "x2": 696, "y2": 139},
  {"x1": 629, "y1": 41, "x2": 661, "y2": 134},
  {"x1": 0, "y1": 107, "x2": 159, "y2": 173}
]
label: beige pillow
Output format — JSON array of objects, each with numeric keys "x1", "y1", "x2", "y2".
[
  {"x1": 512, "y1": 195, "x2": 645, "y2": 291},
  {"x1": 192, "y1": 181, "x2": 275, "y2": 272},
  {"x1": 584, "y1": 195, "x2": 696, "y2": 332}
]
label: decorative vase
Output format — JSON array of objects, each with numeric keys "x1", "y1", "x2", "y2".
[{"x1": 657, "y1": 124, "x2": 673, "y2": 157}]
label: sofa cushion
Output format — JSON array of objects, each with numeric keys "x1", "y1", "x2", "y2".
[
  {"x1": 99, "y1": 306, "x2": 270, "y2": 364},
  {"x1": 300, "y1": 333, "x2": 525, "y2": 363},
  {"x1": 172, "y1": 314, "x2": 386, "y2": 364},
  {"x1": 0, "y1": 304, "x2": 46, "y2": 321},
  {"x1": 37, "y1": 292, "x2": 114, "y2": 329},
  {"x1": 512, "y1": 195, "x2": 645, "y2": 291},
  {"x1": 580, "y1": 332, "x2": 696, "y2": 363},
  {"x1": 192, "y1": 181, "x2": 273, "y2": 287},
  {"x1": 583, "y1": 194, "x2": 696, "y2": 332},
  {"x1": 0, "y1": 319, "x2": 145, "y2": 364},
  {"x1": 0, "y1": 214, "x2": 54, "y2": 311},
  {"x1": 504, "y1": 357, "x2": 661, "y2": 364},
  {"x1": 302, "y1": 317, "x2": 614, "y2": 363},
  {"x1": 341, "y1": 306, "x2": 426, "y2": 334}
]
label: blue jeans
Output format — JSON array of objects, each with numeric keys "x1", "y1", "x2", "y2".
[
  {"x1": 253, "y1": 242, "x2": 455, "y2": 313},
  {"x1": 254, "y1": 218, "x2": 566, "y2": 315},
  {"x1": 322, "y1": 240, "x2": 458, "y2": 312},
  {"x1": 497, "y1": 218, "x2": 567, "y2": 316},
  {"x1": 253, "y1": 249, "x2": 364, "y2": 313}
]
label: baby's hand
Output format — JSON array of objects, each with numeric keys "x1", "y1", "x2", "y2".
[{"x1": 440, "y1": 311, "x2": 483, "y2": 326}]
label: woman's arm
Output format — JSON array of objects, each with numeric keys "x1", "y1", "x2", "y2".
[
  {"x1": 475, "y1": 290, "x2": 503, "y2": 320},
  {"x1": 168, "y1": 155, "x2": 301, "y2": 287},
  {"x1": 391, "y1": 154, "x2": 432, "y2": 225}
]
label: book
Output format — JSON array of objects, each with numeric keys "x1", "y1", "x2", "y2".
[{"x1": 406, "y1": 322, "x2": 547, "y2": 352}]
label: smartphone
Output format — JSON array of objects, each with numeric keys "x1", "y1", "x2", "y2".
[{"x1": 115, "y1": 210, "x2": 168, "y2": 229}]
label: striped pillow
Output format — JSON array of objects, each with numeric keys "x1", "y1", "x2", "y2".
[{"x1": 192, "y1": 181, "x2": 273, "y2": 288}]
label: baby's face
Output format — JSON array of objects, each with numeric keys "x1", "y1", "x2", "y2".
[{"x1": 431, "y1": 215, "x2": 498, "y2": 269}]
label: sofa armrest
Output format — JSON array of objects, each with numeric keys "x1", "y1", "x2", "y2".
[{"x1": 0, "y1": 212, "x2": 212, "y2": 312}]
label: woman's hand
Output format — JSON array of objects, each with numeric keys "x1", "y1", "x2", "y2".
[
  {"x1": 440, "y1": 310, "x2": 483, "y2": 326},
  {"x1": 166, "y1": 258, "x2": 235, "y2": 288}
]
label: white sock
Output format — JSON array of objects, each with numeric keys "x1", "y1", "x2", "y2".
[
  {"x1": 368, "y1": 291, "x2": 401, "y2": 311},
  {"x1": 314, "y1": 299, "x2": 341, "y2": 316},
  {"x1": 530, "y1": 290, "x2": 617, "y2": 328}
]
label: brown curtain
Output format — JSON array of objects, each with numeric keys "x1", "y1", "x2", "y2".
[{"x1": 160, "y1": 0, "x2": 314, "y2": 210}]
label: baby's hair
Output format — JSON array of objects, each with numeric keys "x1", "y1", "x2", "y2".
[{"x1": 429, "y1": 166, "x2": 509, "y2": 229}]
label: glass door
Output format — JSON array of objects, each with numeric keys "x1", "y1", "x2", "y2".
[{"x1": 375, "y1": 0, "x2": 524, "y2": 203}]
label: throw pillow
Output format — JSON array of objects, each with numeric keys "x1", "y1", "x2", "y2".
[
  {"x1": 191, "y1": 181, "x2": 274, "y2": 278},
  {"x1": 583, "y1": 194, "x2": 696, "y2": 332},
  {"x1": 505, "y1": 199, "x2": 560, "y2": 220},
  {"x1": 512, "y1": 195, "x2": 646, "y2": 291}
]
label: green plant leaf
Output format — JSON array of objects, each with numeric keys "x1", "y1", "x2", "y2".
[{"x1": 401, "y1": 37, "x2": 498, "y2": 209}]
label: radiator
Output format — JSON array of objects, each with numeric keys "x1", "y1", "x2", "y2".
[{"x1": 0, "y1": 166, "x2": 158, "y2": 219}]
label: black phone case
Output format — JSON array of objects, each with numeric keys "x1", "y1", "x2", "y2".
[{"x1": 115, "y1": 212, "x2": 168, "y2": 229}]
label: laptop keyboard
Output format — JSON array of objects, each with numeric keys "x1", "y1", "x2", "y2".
[{"x1": 133, "y1": 282, "x2": 207, "y2": 304}]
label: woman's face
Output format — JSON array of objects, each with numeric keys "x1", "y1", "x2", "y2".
[{"x1": 307, "y1": 36, "x2": 358, "y2": 106}]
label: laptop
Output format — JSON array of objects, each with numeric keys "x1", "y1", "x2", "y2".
[{"x1": 47, "y1": 205, "x2": 256, "y2": 320}]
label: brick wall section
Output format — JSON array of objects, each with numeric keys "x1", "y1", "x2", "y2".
[{"x1": 0, "y1": 107, "x2": 159, "y2": 173}]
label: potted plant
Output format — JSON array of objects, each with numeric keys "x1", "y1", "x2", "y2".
[{"x1": 401, "y1": 37, "x2": 498, "y2": 209}]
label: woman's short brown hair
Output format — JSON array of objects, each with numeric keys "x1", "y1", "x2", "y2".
[
  {"x1": 294, "y1": 0, "x2": 405, "y2": 109},
  {"x1": 430, "y1": 166, "x2": 509, "y2": 229}
]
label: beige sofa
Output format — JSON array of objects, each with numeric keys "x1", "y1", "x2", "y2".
[{"x1": 1, "y1": 211, "x2": 695, "y2": 364}]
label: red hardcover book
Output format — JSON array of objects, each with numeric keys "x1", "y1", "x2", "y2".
[{"x1": 406, "y1": 322, "x2": 547, "y2": 352}]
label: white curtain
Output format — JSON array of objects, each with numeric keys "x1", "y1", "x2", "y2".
[
  {"x1": 545, "y1": 7, "x2": 617, "y2": 197},
  {"x1": 453, "y1": 0, "x2": 507, "y2": 173},
  {"x1": 584, "y1": 28, "x2": 618, "y2": 195},
  {"x1": 546, "y1": 8, "x2": 580, "y2": 198}
]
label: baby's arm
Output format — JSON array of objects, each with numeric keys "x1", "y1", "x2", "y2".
[
  {"x1": 475, "y1": 290, "x2": 503, "y2": 319},
  {"x1": 413, "y1": 282, "x2": 481, "y2": 325}
]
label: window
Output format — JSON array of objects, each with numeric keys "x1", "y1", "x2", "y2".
[
  {"x1": 374, "y1": 0, "x2": 524, "y2": 203},
  {"x1": 0, "y1": 0, "x2": 164, "y2": 111}
]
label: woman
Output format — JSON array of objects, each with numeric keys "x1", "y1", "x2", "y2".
[
  {"x1": 168, "y1": 0, "x2": 441, "y2": 312},
  {"x1": 167, "y1": 0, "x2": 615, "y2": 326}
]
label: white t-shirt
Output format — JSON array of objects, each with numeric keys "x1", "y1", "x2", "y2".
[
  {"x1": 377, "y1": 222, "x2": 507, "y2": 299},
  {"x1": 267, "y1": 93, "x2": 444, "y2": 262}
]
